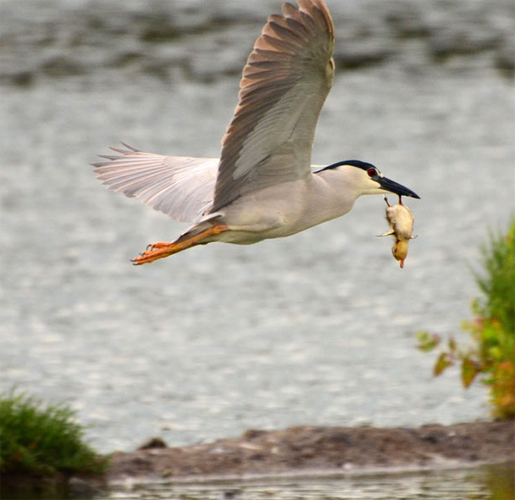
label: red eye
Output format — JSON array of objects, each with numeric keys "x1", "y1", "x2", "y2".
[{"x1": 367, "y1": 168, "x2": 377, "y2": 177}]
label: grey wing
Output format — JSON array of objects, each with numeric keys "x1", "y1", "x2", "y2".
[
  {"x1": 93, "y1": 144, "x2": 218, "y2": 223},
  {"x1": 210, "y1": 0, "x2": 335, "y2": 213}
]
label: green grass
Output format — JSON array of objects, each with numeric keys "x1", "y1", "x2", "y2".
[
  {"x1": 474, "y1": 217, "x2": 515, "y2": 339},
  {"x1": 417, "y1": 216, "x2": 515, "y2": 419},
  {"x1": 0, "y1": 390, "x2": 109, "y2": 477}
]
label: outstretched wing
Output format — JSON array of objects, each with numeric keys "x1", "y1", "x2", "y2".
[
  {"x1": 93, "y1": 144, "x2": 217, "y2": 223},
  {"x1": 210, "y1": 0, "x2": 335, "y2": 213}
]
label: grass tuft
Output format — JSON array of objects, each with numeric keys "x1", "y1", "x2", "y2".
[{"x1": 0, "y1": 390, "x2": 109, "y2": 476}]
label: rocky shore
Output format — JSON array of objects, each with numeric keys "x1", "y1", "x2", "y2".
[
  {"x1": 2, "y1": 421, "x2": 512, "y2": 499},
  {"x1": 108, "y1": 420, "x2": 514, "y2": 481}
]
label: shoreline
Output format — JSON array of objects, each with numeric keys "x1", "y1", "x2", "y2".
[
  {"x1": 2, "y1": 420, "x2": 512, "y2": 498},
  {"x1": 108, "y1": 420, "x2": 514, "y2": 482}
]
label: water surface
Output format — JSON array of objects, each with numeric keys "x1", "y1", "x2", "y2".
[
  {"x1": 104, "y1": 462, "x2": 515, "y2": 499},
  {"x1": 0, "y1": 3, "x2": 514, "y2": 498}
]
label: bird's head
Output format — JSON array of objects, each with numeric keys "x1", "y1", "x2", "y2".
[{"x1": 321, "y1": 160, "x2": 420, "y2": 199}]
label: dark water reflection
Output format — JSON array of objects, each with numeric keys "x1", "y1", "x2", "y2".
[
  {"x1": 2, "y1": 462, "x2": 513, "y2": 500},
  {"x1": 102, "y1": 462, "x2": 515, "y2": 499}
]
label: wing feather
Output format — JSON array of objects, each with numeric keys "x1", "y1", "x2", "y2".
[
  {"x1": 211, "y1": 0, "x2": 335, "y2": 213},
  {"x1": 92, "y1": 145, "x2": 217, "y2": 222}
]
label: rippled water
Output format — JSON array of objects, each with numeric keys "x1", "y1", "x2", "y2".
[
  {"x1": 1, "y1": 0, "x2": 514, "y2": 498},
  {"x1": 3, "y1": 59, "x2": 513, "y2": 452},
  {"x1": 2, "y1": 463, "x2": 514, "y2": 499},
  {"x1": 104, "y1": 462, "x2": 515, "y2": 499}
]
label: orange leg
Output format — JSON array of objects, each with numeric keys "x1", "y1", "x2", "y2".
[{"x1": 132, "y1": 225, "x2": 229, "y2": 266}]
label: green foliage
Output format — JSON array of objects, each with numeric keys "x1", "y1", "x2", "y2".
[
  {"x1": 0, "y1": 390, "x2": 109, "y2": 476},
  {"x1": 417, "y1": 216, "x2": 515, "y2": 419}
]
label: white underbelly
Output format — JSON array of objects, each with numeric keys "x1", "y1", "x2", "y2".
[{"x1": 205, "y1": 176, "x2": 353, "y2": 245}]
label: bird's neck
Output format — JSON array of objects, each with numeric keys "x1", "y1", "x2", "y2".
[{"x1": 309, "y1": 166, "x2": 363, "y2": 224}]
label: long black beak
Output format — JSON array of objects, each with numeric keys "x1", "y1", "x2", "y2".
[{"x1": 378, "y1": 176, "x2": 420, "y2": 199}]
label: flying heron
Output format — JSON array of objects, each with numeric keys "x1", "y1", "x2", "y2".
[{"x1": 93, "y1": 0, "x2": 420, "y2": 265}]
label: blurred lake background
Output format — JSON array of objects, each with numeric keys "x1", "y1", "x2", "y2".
[{"x1": 1, "y1": 0, "x2": 514, "y2": 487}]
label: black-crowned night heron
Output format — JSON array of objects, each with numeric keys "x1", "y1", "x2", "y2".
[{"x1": 93, "y1": 0, "x2": 420, "y2": 265}]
